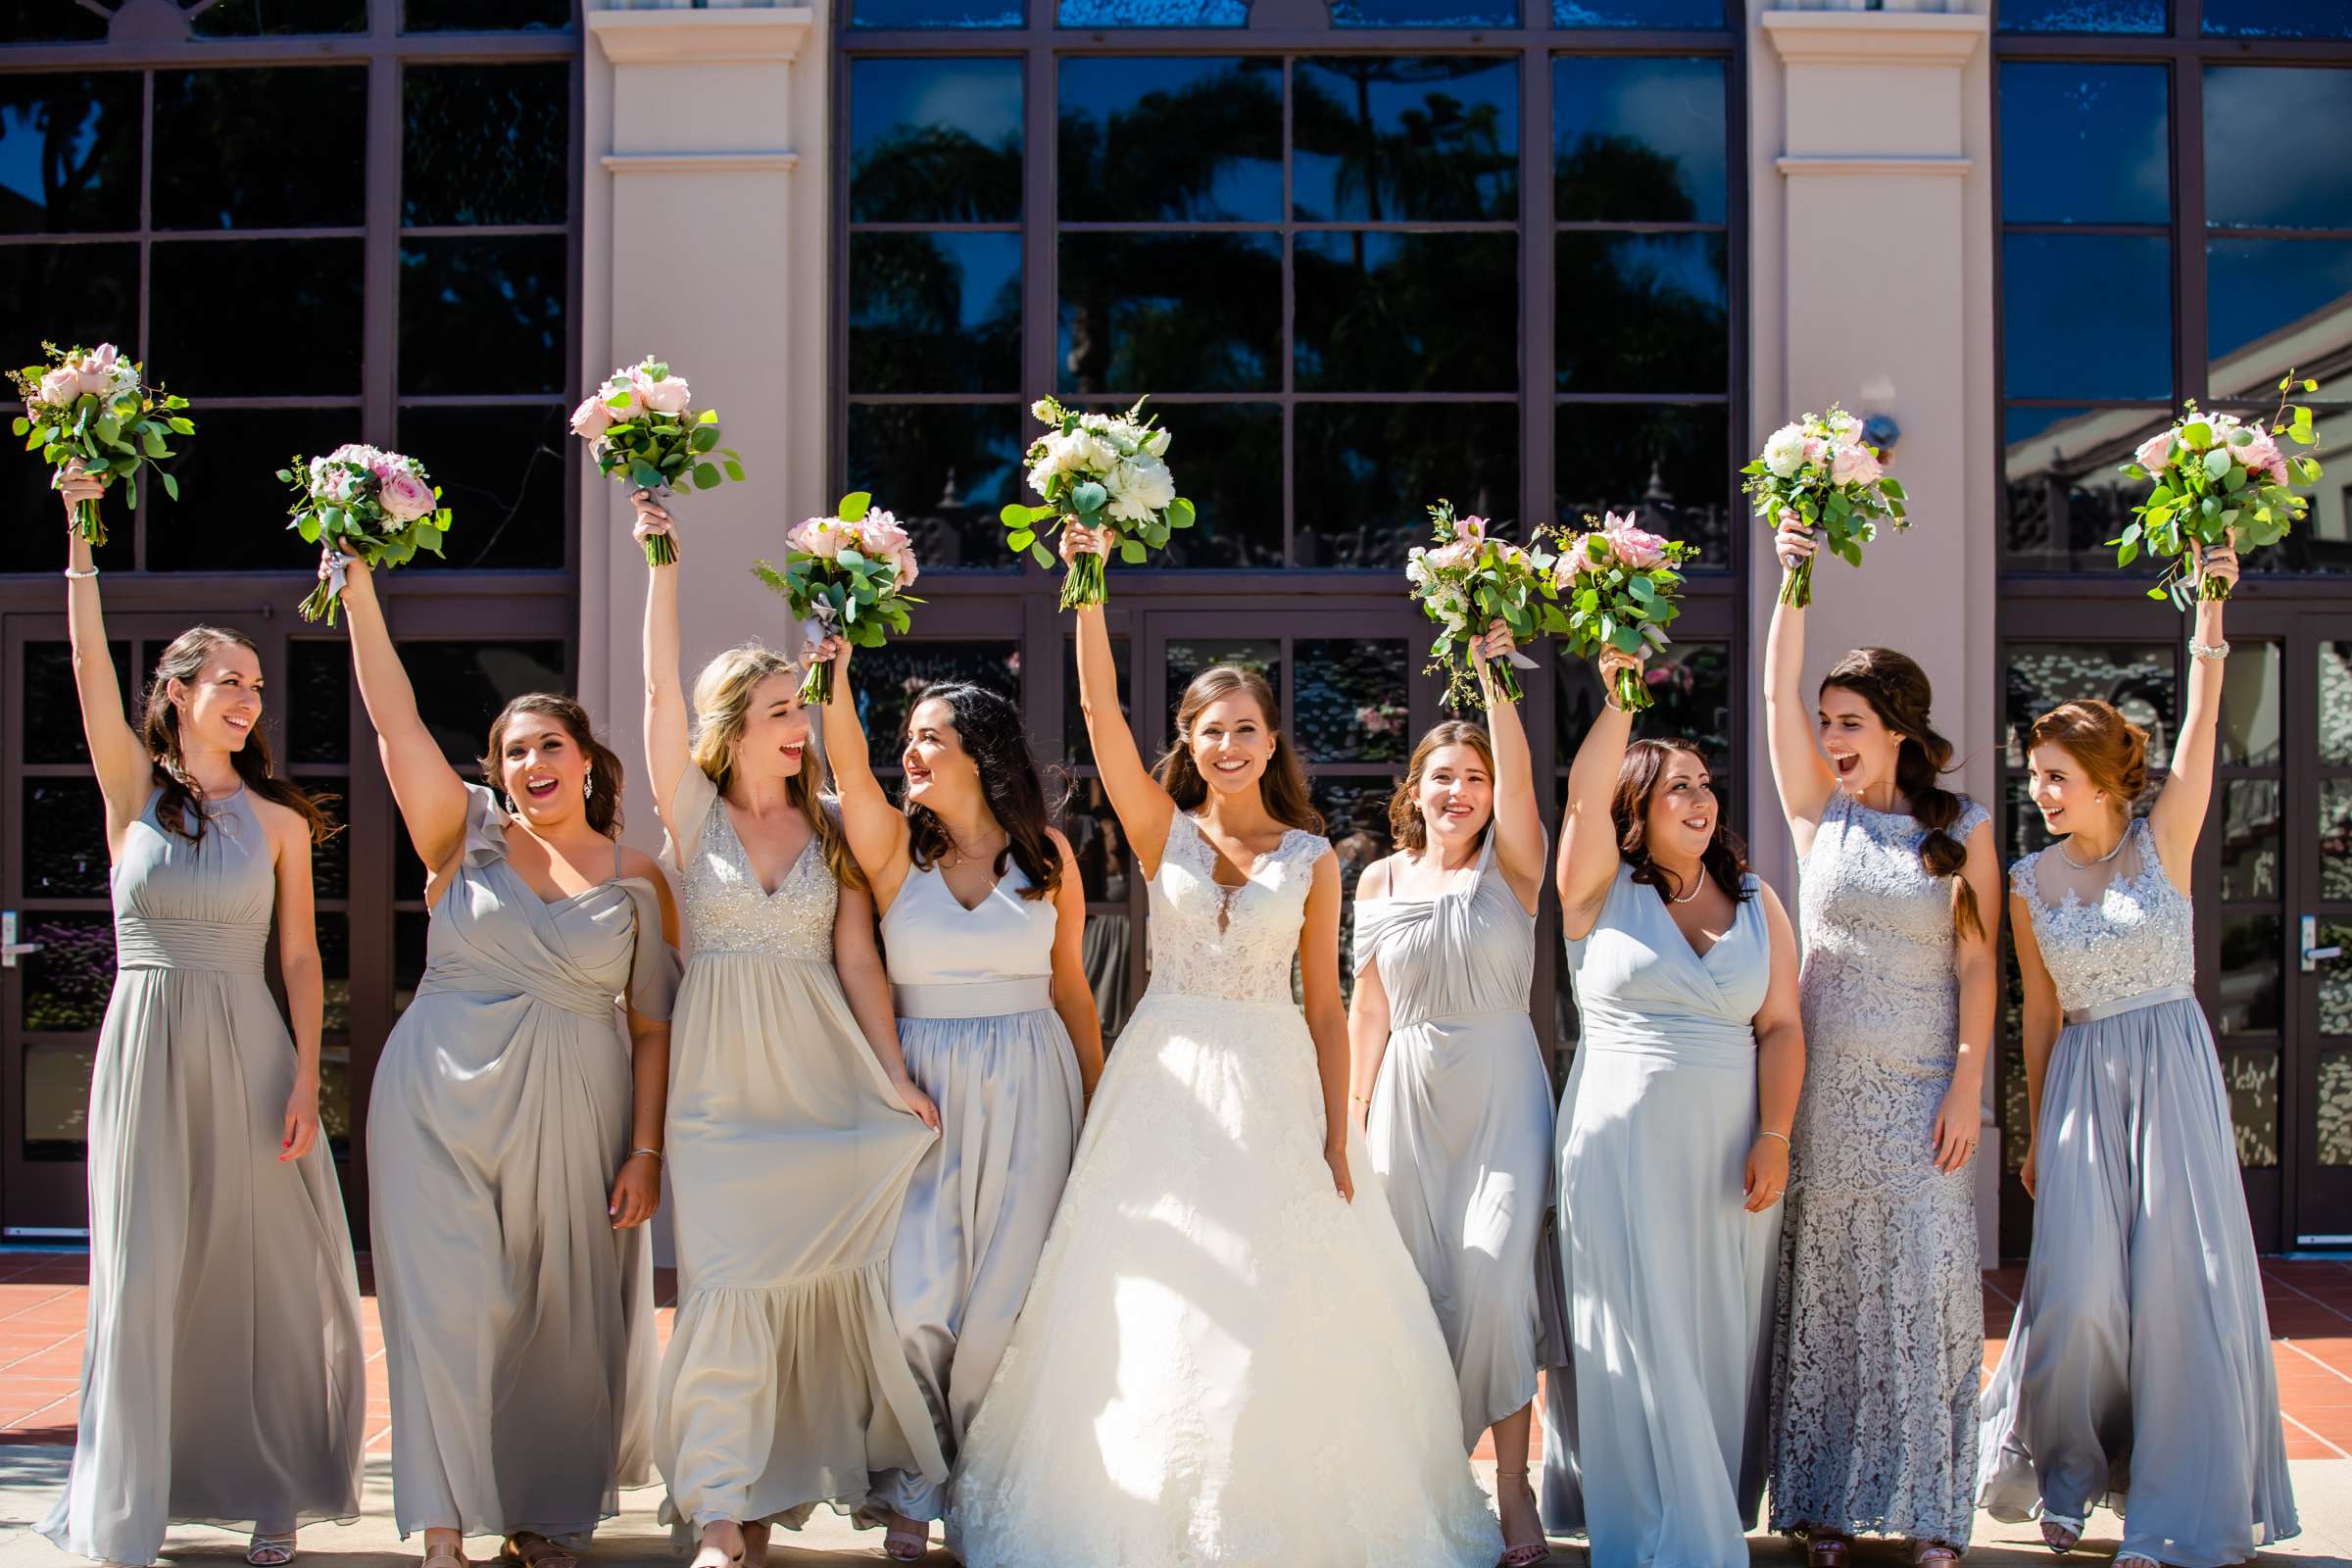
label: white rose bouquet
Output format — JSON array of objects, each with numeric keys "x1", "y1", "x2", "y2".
[
  {"x1": 1740, "y1": 403, "x2": 1907, "y2": 608},
  {"x1": 2112, "y1": 372, "x2": 2324, "y2": 606},
  {"x1": 1001, "y1": 395, "x2": 1194, "y2": 609},
  {"x1": 10, "y1": 341, "x2": 194, "y2": 547},
  {"x1": 571, "y1": 357, "x2": 744, "y2": 567},
  {"x1": 1404, "y1": 501, "x2": 1566, "y2": 710},
  {"x1": 1554, "y1": 512, "x2": 1700, "y2": 714},
  {"x1": 752, "y1": 491, "x2": 922, "y2": 707},
  {"x1": 281, "y1": 444, "x2": 452, "y2": 624}
]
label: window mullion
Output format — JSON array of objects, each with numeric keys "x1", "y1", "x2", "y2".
[
  {"x1": 2174, "y1": 56, "x2": 2206, "y2": 409},
  {"x1": 364, "y1": 54, "x2": 403, "y2": 450}
]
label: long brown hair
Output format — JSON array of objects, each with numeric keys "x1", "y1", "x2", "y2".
[
  {"x1": 479, "y1": 694, "x2": 626, "y2": 838},
  {"x1": 687, "y1": 642, "x2": 858, "y2": 889},
  {"x1": 141, "y1": 625, "x2": 337, "y2": 845},
  {"x1": 1820, "y1": 647, "x2": 1981, "y2": 939},
  {"x1": 1611, "y1": 739, "x2": 1751, "y2": 904},
  {"x1": 1151, "y1": 664, "x2": 1323, "y2": 833},
  {"x1": 903, "y1": 681, "x2": 1061, "y2": 901},
  {"x1": 2027, "y1": 700, "x2": 2150, "y2": 806},
  {"x1": 1388, "y1": 720, "x2": 1494, "y2": 854}
]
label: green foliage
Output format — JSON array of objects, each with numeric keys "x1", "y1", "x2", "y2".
[{"x1": 8, "y1": 340, "x2": 196, "y2": 549}]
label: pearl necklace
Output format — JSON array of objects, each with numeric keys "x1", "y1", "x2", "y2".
[{"x1": 1663, "y1": 864, "x2": 1704, "y2": 904}]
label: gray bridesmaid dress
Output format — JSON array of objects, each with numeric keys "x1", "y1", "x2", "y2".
[
  {"x1": 870, "y1": 858, "x2": 1083, "y2": 1524},
  {"x1": 368, "y1": 784, "x2": 675, "y2": 1542},
  {"x1": 653, "y1": 770, "x2": 945, "y2": 1533},
  {"x1": 1538, "y1": 864, "x2": 1779, "y2": 1568},
  {"x1": 1978, "y1": 819, "x2": 2297, "y2": 1566},
  {"x1": 1355, "y1": 832, "x2": 1553, "y2": 1451},
  {"x1": 39, "y1": 789, "x2": 366, "y2": 1566}
]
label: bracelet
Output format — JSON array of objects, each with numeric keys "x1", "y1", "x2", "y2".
[
  {"x1": 1348, "y1": 1092, "x2": 1371, "y2": 1105},
  {"x1": 63, "y1": 565, "x2": 98, "y2": 579},
  {"x1": 628, "y1": 1147, "x2": 664, "y2": 1163},
  {"x1": 1757, "y1": 1129, "x2": 1790, "y2": 1147},
  {"x1": 2190, "y1": 638, "x2": 2230, "y2": 662}
]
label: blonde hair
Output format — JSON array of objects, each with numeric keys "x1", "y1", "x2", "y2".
[{"x1": 688, "y1": 642, "x2": 859, "y2": 889}]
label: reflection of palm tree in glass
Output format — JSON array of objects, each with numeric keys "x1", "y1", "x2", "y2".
[{"x1": 1293, "y1": 59, "x2": 1516, "y2": 230}]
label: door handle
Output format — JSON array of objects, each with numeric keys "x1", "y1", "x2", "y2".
[
  {"x1": 2304, "y1": 915, "x2": 2344, "y2": 974},
  {"x1": 0, "y1": 911, "x2": 42, "y2": 970}
]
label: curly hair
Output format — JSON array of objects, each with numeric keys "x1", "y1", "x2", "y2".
[{"x1": 1610, "y1": 739, "x2": 1751, "y2": 905}]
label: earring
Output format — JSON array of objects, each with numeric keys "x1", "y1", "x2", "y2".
[
  {"x1": 584, "y1": 773, "x2": 595, "y2": 802},
  {"x1": 503, "y1": 793, "x2": 516, "y2": 814}
]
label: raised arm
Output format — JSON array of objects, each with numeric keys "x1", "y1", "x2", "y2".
[
  {"x1": 634, "y1": 492, "x2": 694, "y2": 831},
  {"x1": 1062, "y1": 524, "x2": 1175, "y2": 876},
  {"x1": 331, "y1": 553, "x2": 474, "y2": 884},
  {"x1": 2147, "y1": 540, "x2": 2237, "y2": 886},
  {"x1": 1764, "y1": 514, "x2": 1837, "y2": 844},
  {"x1": 58, "y1": 466, "x2": 150, "y2": 828},
  {"x1": 1298, "y1": 851, "x2": 1354, "y2": 1201},
  {"x1": 2011, "y1": 884, "x2": 2059, "y2": 1200},
  {"x1": 1555, "y1": 646, "x2": 1642, "y2": 937},
  {"x1": 814, "y1": 638, "x2": 914, "y2": 908},
  {"x1": 1472, "y1": 624, "x2": 1546, "y2": 914},
  {"x1": 1744, "y1": 880, "x2": 1805, "y2": 1212},
  {"x1": 1044, "y1": 830, "x2": 1105, "y2": 1102}
]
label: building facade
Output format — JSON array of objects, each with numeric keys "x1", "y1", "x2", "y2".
[{"x1": 0, "y1": 0, "x2": 2345, "y2": 1259}]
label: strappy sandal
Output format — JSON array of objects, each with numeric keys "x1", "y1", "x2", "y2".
[
  {"x1": 1807, "y1": 1531, "x2": 1852, "y2": 1568},
  {"x1": 882, "y1": 1515, "x2": 928, "y2": 1562},
  {"x1": 247, "y1": 1531, "x2": 299, "y2": 1567},
  {"x1": 1492, "y1": 1464, "x2": 1549, "y2": 1567},
  {"x1": 501, "y1": 1534, "x2": 577, "y2": 1568},
  {"x1": 1911, "y1": 1541, "x2": 1962, "y2": 1566},
  {"x1": 2041, "y1": 1517, "x2": 2082, "y2": 1554}
]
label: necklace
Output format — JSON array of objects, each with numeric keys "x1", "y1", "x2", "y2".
[
  {"x1": 2059, "y1": 827, "x2": 2130, "y2": 870},
  {"x1": 943, "y1": 830, "x2": 1004, "y2": 868},
  {"x1": 1663, "y1": 863, "x2": 1703, "y2": 904}
]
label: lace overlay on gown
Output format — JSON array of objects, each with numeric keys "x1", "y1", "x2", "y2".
[{"x1": 2011, "y1": 819, "x2": 2192, "y2": 1015}]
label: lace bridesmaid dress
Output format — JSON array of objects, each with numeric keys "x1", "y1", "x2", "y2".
[{"x1": 1979, "y1": 818, "x2": 2296, "y2": 1567}]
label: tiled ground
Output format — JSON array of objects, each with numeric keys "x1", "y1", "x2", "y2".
[{"x1": 1, "y1": 1252, "x2": 2349, "y2": 1462}]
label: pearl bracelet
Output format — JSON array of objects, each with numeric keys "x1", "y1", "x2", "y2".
[
  {"x1": 2190, "y1": 639, "x2": 2230, "y2": 662},
  {"x1": 64, "y1": 565, "x2": 98, "y2": 579}
]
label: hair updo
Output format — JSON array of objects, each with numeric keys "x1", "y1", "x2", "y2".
[{"x1": 2026, "y1": 699, "x2": 2150, "y2": 806}]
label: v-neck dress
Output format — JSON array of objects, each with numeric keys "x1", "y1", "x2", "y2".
[
  {"x1": 368, "y1": 783, "x2": 675, "y2": 1542},
  {"x1": 652, "y1": 768, "x2": 945, "y2": 1534},
  {"x1": 1538, "y1": 862, "x2": 1779, "y2": 1568}
]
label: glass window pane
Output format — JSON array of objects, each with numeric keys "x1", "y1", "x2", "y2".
[
  {"x1": 1554, "y1": 402, "x2": 1732, "y2": 569},
  {"x1": 2204, "y1": 69, "x2": 2352, "y2": 228},
  {"x1": 1335, "y1": 0, "x2": 1516, "y2": 24},
  {"x1": 405, "y1": 0, "x2": 572, "y2": 27},
  {"x1": 399, "y1": 236, "x2": 567, "y2": 396},
  {"x1": 850, "y1": 59, "x2": 1020, "y2": 222},
  {"x1": 394, "y1": 404, "x2": 569, "y2": 569},
  {"x1": 290, "y1": 641, "x2": 351, "y2": 765},
  {"x1": 152, "y1": 238, "x2": 364, "y2": 396},
  {"x1": 1556, "y1": 232, "x2": 1727, "y2": 395},
  {"x1": 848, "y1": 642, "x2": 1021, "y2": 750},
  {"x1": 0, "y1": 74, "x2": 141, "y2": 234},
  {"x1": 848, "y1": 403, "x2": 1024, "y2": 569},
  {"x1": 24, "y1": 777, "x2": 108, "y2": 899},
  {"x1": 1110, "y1": 401, "x2": 1282, "y2": 568},
  {"x1": 1297, "y1": 640, "x2": 1411, "y2": 764},
  {"x1": 21, "y1": 641, "x2": 130, "y2": 765},
  {"x1": 2001, "y1": 405, "x2": 2171, "y2": 570},
  {"x1": 1294, "y1": 58, "x2": 1519, "y2": 223},
  {"x1": 2004, "y1": 643, "x2": 2177, "y2": 779},
  {"x1": 1056, "y1": 0, "x2": 1243, "y2": 25},
  {"x1": 1553, "y1": 0, "x2": 1724, "y2": 24},
  {"x1": 405, "y1": 63, "x2": 569, "y2": 227},
  {"x1": 1295, "y1": 402, "x2": 1519, "y2": 569},
  {"x1": 399, "y1": 640, "x2": 568, "y2": 764},
  {"x1": 154, "y1": 68, "x2": 367, "y2": 230},
  {"x1": 0, "y1": 6, "x2": 108, "y2": 41},
  {"x1": 2204, "y1": 0, "x2": 2352, "y2": 39},
  {"x1": 2325, "y1": 641, "x2": 2352, "y2": 763},
  {"x1": 0, "y1": 248, "x2": 138, "y2": 575},
  {"x1": 2217, "y1": 910, "x2": 2281, "y2": 1035},
  {"x1": 22, "y1": 913, "x2": 113, "y2": 1033},
  {"x1": 1295, "y1": 231, "x2": 1516, "y2": 394},
  {"x1": 2221, "y1": 1047, "x2": 2278, "y2": 1166},
  {"x1": 1060, "y1": 232, "x2": 1281, "y2": 394},
  {"x1": 194, "y1": 0, "x2": 369, "y2": 33},
  {"x1": 2321, "y1": 1049, "x2": 2352, "y2": 1165},
  {"x1": 2322, "y1": 921, "x2": 2352, "y2": 1037},
  {"x1": 1999, "y1": 0, "x2": 2167, "y2": 30},
  {"x1": 850, "y1": 232, "x2": 1021, "y2": 395},
  {"x1": 1165, "y1": 637, "x2": 1279, "y2": 744},
  {"x1": 1997, "y1": 64, "x2": 2168, "y2": 225},
  {"x1": 24, "y1": 1039, "x2": 96, "y2": 1159},
  {"x1": 858, "y1": 0, "x2": 1024, "y2": 26},
  {"x1": 1058, "y1": 57, "x2": 1278, "y2": 222},
  {"x1": 2207, "y1": 239, "x2": 2352, "y2": 388},
  {"x1": 1553, "y1": 57, "x2": 1726, "y2": 224},
  {"x1": 1555, "y1": 640, "x2": 1732, "y2": 772},
  {"x1": 2219, "y1": 779, "x2": 2279, "y2": 903},
  {"x1": 2218, "y1": 640, "x2": 2280, "y2": 766},
  {"x1": 2323, "y1": 781, "x2": 2352, "y2": 901},
  {"x1": 2001, "y1": 234, "x2": 2171, "y2": 401},
  {"x1": 145, "y1": 408, "x2": 359, "y2": 571}
]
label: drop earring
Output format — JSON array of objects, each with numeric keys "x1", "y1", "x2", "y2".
[{"x1": 583, "y1": 772, "x2": 595, "y2": 802}]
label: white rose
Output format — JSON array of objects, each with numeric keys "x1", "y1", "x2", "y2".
[
  {"x1": 1763, "y1": 425, "x2": 1807, "y2": 478},
  {"x1": 1143, "y1": 426, "x2": 1171, "y2": 458},
  {"x1": 1110, "y1": 456, "x2": 1176, "y2": 515}
]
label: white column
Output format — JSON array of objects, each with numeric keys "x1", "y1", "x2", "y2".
[{"x1": 1747, "y1": 5, "x2": 2003, "y2": 1263}]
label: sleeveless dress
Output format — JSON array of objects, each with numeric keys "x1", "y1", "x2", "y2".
[
  {"x1": 870, "y1": 856, "x2": 1084, "y2": 1523},
  {"x1": 1538, "y1": 864, "x2": 1778, "y2": 1568},
  {"x1": 950, "y1": 813, "x2": 1501, "y2": 1568},
  {"x1": 1978, "y1": 818, "x2": 2297, "y2": 1567},
  {"x1": 39, "y1": 789, "x2": 366, "y2": 1566},
  {"x1": 1771, "y1": 793, "x2": 1987, "y2": 1545},
  {"x1": 1354, "y1": 831, "x2": 1554, "y2": 1450},
  {"x1": 368, "y1": 784, "x2": 675, "y2": 1541},
  {"x1": 653, "y1": 770, "x2": 944, "y2": 1533}
]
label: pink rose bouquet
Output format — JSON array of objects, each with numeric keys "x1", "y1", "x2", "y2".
[
  {"x1": 1553, "y1": 512, "x2": 1700, "y2": 714},
  {"x1": 2112, "y1": 372, "x2": 2324, "y2": 605},
  {"x1": 10, "y1": 341, "x2": 194, "y2": 547},
  {"x1": 1000, "y1": 395, "x2": 1194, "y2": 609},
  {"x1": 752, "y1": 491, "x2": 923, "y2": 706},
  {"x1": 1404, "y1": 500, "x2": 1568, "y2": 710},
  {"x1": 279, "y1": 444, "x2": 452, "y2": 624},
  {"x1": 573, "y1": 357, "x2": 744, "y2": 567},
  {"x1": 1740, "y1": 402, "x2": 1907, "y2": 608}
]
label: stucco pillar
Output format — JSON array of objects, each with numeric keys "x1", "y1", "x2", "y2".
[{"x1": 1748, "y1": 5, "x2": 2002, "y2": 1262}]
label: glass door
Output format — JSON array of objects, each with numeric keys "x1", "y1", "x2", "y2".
[{"x1": 2293, "y1": 627, "x2": 2352, "y2": 1246}]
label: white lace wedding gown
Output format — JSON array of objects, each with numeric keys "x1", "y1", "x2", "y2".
[{"x1": 951, "y1": 812, "x2": 1503, "y2": 1567}]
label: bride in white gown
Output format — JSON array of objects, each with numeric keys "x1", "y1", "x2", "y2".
[{"x1": 949, "y1": 526, "x2": 1503, "y2": 1568}]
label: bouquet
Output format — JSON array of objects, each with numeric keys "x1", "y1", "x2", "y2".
[
  {"x1": 571, "y1": 358, "x2": 744, "y2": 566},
  {"x1": 10, "y1": 342, "x2": 194, "y2": 547},
  {"x1": 1001, "y1": 395, "x2": 1194, "y2": 609},
  {"x1": 1553, "y1": 513, "x2": 1700, "y2": 713},
  {"x1": 752, "y1": 491, "x2": 922, "y2": 707},
  {"x1": 2111, "y1": 373, "x2": 2325, "y2": 605},
  {"x1": 1741, "y1": 403, "x2": 1907, "y2": 607},
  {"x1": 280, "y1": 445, "x2": 452, "y2": 624},
  {"x1": 1404, "y1": 502, "x2": 1565, "y2": 710}
]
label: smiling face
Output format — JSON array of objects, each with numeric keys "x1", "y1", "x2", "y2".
[
  {"x1": 902, "y1": 696, "x2": 979, "y2": 809},
  {"x1": 169, "y1": 639, "x2": 265, "y2": 755},
  {"x1": 2027, "y1": 741, "x2": 2116, "y2": 838},
  {"x1": 1817, "y1": 684, "x2": 1905, "y2": 802},
  {"x1": 1642, "y1": 747, "x2": 1719, "y2": 864},
  {"x1": 731, "y1": 671, "x2": 810, "y2": 786},
  {"x1": 1415, "y1": 743, "x2": 1494, "y2": 846},
  {"x1": 1189, "y1": 692, "x2": 1275, "y2": 799},
  {"x1": 497, "y1": 711, "x2": 590, "y2": 827}
]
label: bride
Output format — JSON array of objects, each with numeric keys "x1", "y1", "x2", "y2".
[{"x1": 948, "y1": 525, "x2": 1503, "y2": 1567}]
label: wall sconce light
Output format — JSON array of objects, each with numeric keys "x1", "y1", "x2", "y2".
[{"x1": 1862, "y1": 413, "x2": 1901, "y2": 455}]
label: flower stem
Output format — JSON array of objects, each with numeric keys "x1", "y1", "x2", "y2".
[
  {"x1": 643, "y1": 532, "x2": 676, "y2": 569},
  {"x1": 73, "y1": 496, "x2": 105, "y2": 549},
  {"x1": 799, "y1": 662, "x2": 833, "y2": 709},
  {"x1": 1617, "y1": 666, "x2": 1651, "y2": 713},
  {"x1": 1778, "y1": 558, "x2": 1812, "y2": 609}
]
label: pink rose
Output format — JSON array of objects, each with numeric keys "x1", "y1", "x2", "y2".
[
  {"x1": 2134, "y1": 429, "x2": 2177, "y2": 472},
  {"x1": 636, "y1": 371, "x2": 692, "y2": 416},
  {"x1": 789, "y1": 516, "x2": 844, "y2": 561},
  {"x1": 603, "y1": 377, "x2": 642, "y2": 419},
  {"x1": 1604, "y1": 523, "x2": 1669, "y2": 569},
  {"x1": 35, "y1": 367, "x2": 80, "y2": 408},
  {"x1": 378, "y1": 468, "x2": 436, "y2": 521},
  {"x1": 1802, "y1": 437, "x2": 1829, "y2": 468},
  {"x1": 569, "y1": 394, "x2": 615, "y2": 442},
  {"x1": 1829, "y1": 443, "x2": 1882, "y2": 487},
  {"x1": 71, "y1": 343, "x2": 121, "y2": 401},
  {"x1": 1454, "y1": 514, "x2": 1488, "y2": 542},
  {"x1": 2236, "y1": 429, "x2": 2288, "y2": 485}
]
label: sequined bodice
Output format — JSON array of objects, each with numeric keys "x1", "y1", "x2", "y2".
[
  {"x1": 679, "y1": 803, "x2": 836, "y2": 961},
  {"x1": 2014, "y1": 818, "x2": 2194, "y2": 1015},
  {"x1": 1147, "y1": 813, "x2": 1329, "y2": 1004}
]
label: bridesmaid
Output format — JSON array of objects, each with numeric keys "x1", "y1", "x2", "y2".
[
  {"x1": 39, "y1": 466, "x2": 365, "y2": 1568},
  {"x1": 1539, "y1": 644, "x2": 1805, "y2": 1568},
  {"x1": 1348, "y1": 621, "x2": 1551, "y2": 1567},
  {"x1": 1764, "y1": 518, "x2": 1998, "y2": 1566},
  {"x1": 810, "y1": 636, "x2": 1102, "y2": 1561},
  {"x1": 1980, "y1": 540, "x2": 2297, "y2": 1567},
  {"x1": 331, "y1": 549, "x2": 676, "y2": 1568},
  {"x1": 629, "y1": 497, "x2": 945, "y2": 1568}
]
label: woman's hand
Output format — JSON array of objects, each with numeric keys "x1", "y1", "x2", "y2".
[
  {"x1": 1325, "y1": 1139, "x2": 1354, "y2": 1203},
  {"x1": 1596, "y1": 643, "x2": 1647, "y2": 711},
  {"x1": 1743, "y1": 1134, "x2": 1789, "y2": 1212},
  {"x1": 1059, "y1": 520, "x2": 1114, "y2": 564},
  {"x1": 609, "y1": 1152, "x2": 662, "y2": 1229},
  {"x1": 1469, "y1": 618, "x2": 1517, "y2": 672},
  {"x1": 55, "y1": 460, "x2": 106, "y2": 521},
  {"x1": 630, "y1": 489, "x2": 676, "y2": 564},
  {"x1": 2195, "y1": 534, "x2": 2241, "y2": 593},
  {"x1": 1931, "y1": 1079, "x2": 1981, "y2": 1174},
  {"x1": 1773, "y1": 508, "x2": 1815, "y2": 572},
  {"x1": 279, "y1": 1071, "x2": 321, "y2": 1163},
  {"x1": 891, "y1": 1073, "x2": 942, "y2": 1130},
  {"x1": 803, "y1": 632, "x2": 850, "y2": 682}
]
